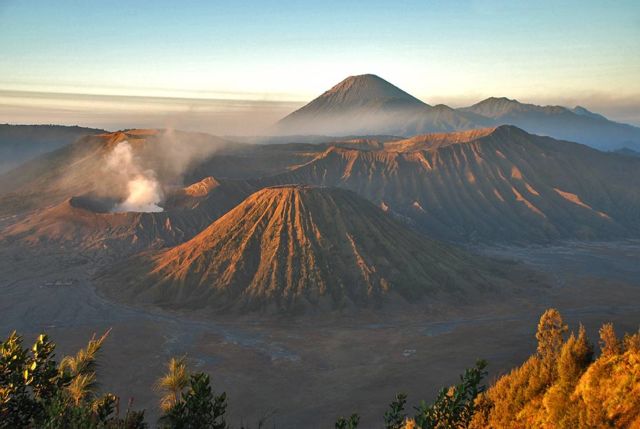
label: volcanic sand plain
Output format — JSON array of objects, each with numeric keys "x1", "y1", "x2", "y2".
[{"x1": 1, "y1": 241, "x2": 640, "y2": 427}]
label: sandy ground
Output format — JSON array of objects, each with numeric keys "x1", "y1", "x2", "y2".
[{"x1": 1, "y1": 241, "x2": 640, "y2": 428}]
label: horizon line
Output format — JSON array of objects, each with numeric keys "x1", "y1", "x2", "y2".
[{"x1": 0, "y1": 87, "x2": 615, "y2": 112}]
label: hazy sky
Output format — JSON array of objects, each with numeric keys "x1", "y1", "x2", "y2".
[{"x1": 1, "y1": 0, "x2": 639, "y2": 130}]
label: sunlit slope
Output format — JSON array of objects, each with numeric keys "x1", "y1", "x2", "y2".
[
  {"x1": 103, "y1": 186, "x2": 506, "y2": 313},
  {"x1": 261, "y1": 126, "x2": 640, "y2": 242}
]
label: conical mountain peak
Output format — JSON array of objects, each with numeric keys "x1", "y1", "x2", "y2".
[
  {"x1": 320, "y1": 74, "x2": 426, "y2": 106},
  {"x1": 101, "y1": 185, "x2": 500, "y2": 314},
  {"x1": 275, "y1": 74, "x2": 485, "y2": 136}
]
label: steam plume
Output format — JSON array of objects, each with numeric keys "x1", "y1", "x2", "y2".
[{"x1": 106, "y1": 141, "x2": 164, "y2": 212}]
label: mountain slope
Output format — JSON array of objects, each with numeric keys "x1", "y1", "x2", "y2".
[
  {"x1": 1, "y1": 177, "x2": 255, "y2": 254},
  {"x1": 101, "y1": 186, "x2": 505, "y2": 313},
  {"x1": 461, "y1": 97, "x2": 640, "y2": 151},
  {"x1": 1, "y1": 196, "x2": 210, "y2": 254},
  {"x1": 0, "y1": 129, "x2": 327, "y2": 218},
  {"x1": 275, "y1": 74, "x2": 487, "y2": 136},
  {"x1": 275, "y1": 74, "x2": 640, "y2": 150},
  {"x1": 290, "y1": 73, "x2": 426, "y2": 110},
  {"x1": 259, "y1": 126, "x2": 640, "y2": 243},
  {"x1": 0, "y1": 130, "x2": 223, "y2": 211},
  {"x1": 0, "y1": 124, "x2": 105, "y2": 173},
  {"x1": 613, "y1": 147, "x2": 640, "y2": 158}
]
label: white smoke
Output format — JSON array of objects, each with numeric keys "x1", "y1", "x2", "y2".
[
  {"x1": 106, "y1": 141, "x2": 164, "y2": 212},
  {"x1": 116, "y1": 175, "x2": 163, "y2": 212}
]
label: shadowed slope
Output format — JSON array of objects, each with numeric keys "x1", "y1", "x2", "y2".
[
  {"x1": 102, "y1": 186, "x2": 504, "y2": 314},
  {"x1": 461, "y1": 97, "x2": 640, "y2": 151},
  {"x1": 0, "y1": 124, "x2": 105, "y2": 173},
  {"x1": 260, "y1": 126, "x2": 640, "y2": 243}
]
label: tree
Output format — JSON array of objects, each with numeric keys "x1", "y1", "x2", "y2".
[
  {"x1": 156, "y1": 357, "x2": 190, "y2": 412},
  {"x1": 574, "y1": 332, "x2": 640, "y2": 428},
  {"x1": 470, "y1": 310, "x2": 571, "y2": 428},
  {"x1": 536, "y1": 308, "x2": 567, "y2": 363},
  {"x1": 335, "y1": 413, "x2": 360, "y2": 429},
  {"x1": 470, "y1": 313, "x2": 640, "y2": 428},
  {"x1": 1, "y1": 332, "x2": 66, "y2": 427},
  {"x1": 557, "y1": 325, "x2": 593, "y2": 384},
  {"x1": 599, "y1": 323, "x2": 621, "y2": 357},
  {"x1": 41, "y1": 392, "x2": 147, "y2": 429},
  {"x1": 623, "y1": 329, "x2": 640, "y2": 352},
  {"x1": 1, "y1": 330, "x2": 146, "y2": 429},
  {"x1": 160, "y1": 372, "x2": 227, "y2": 429},
  {"x1": 414, "y1": 360, "x2": 488, "y2": 429},
  {"x1": 59, "y1": 330, "x2": 110, "y2": 405},
  {"x1": 542, "y1": 325, "x2": 593, "y2": 428},
  {"x1": 384, "y1": 393, "x2": 407, "y2": 429}
]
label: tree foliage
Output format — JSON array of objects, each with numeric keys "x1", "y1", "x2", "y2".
[
  {"x1": 599, "y1": 322, "x2": 622, "y2": 357},
  {"x1": 384, "y1": 393, "x2": 407, "y2": 429},
  {"x1": 339, "y1": 361, "x2": 488, "y2": 429},
  {"x1": 1, "y1": 331, "x2": 145, "y2": 429},
  {"x1": 159, "y1": 372, "x2": 227, "y2": 429},
  {"x1": 470, "y1": 310, "x2": 640, "y2": 429},
  {"x1": 335, "y1": 413, "x2": 360, "y2": 429},
  {"x1": 156, "y1": 357, "x2": 190, "y2": 413},
  {"x1": 413, "y1": 360, "x2": 487, "y2": 429},
  {"x1": 3, "y1": 309, "x2": 639, "y2": 429},
  {"x1": 1, "y1": 332, "x2": 64, "y2": 427},
  {"x1": 59, "y1": 330, "x2": 110, "y2": 406}
]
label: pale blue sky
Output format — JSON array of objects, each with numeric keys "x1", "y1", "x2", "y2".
[{"x1": 1, "y1": 1, "x2": 639, "y2": 111}]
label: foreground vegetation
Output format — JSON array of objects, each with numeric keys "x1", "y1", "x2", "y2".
[
  {"x1": 1, "y1": 309, "x2": 639, "y2": 428},
  {"x1": 469, "y1": 309, "x2": 640, "y2": 429}
]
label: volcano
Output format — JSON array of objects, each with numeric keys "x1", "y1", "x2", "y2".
[
  {"x1": 1, "y1": 176, "x2": 255, "y2": 254},
  {"x1": 0, "y1": 128, "x2": 326, "y2": 218},
  {"x1": 274, "y1": 74, "x2": 640, "y2": 150},
  {"x1": 101, "y1": 186, "x2": 505, "y2": 314},
  {"x1": 1, "y1": 196, "x2": 207, "y2": 254},
  {"x1": 259, "y1": 126, "x2": 640, "y2": 243},
  {"x1": 0, "y1": 129, "x2": 236, "y2": 215},
  {"x1": 275, "y1": 74, "x2": 486, "y2": 136}
]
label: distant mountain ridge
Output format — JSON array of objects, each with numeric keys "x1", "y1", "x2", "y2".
[
  {"x1": 461, "y1": 97, "x2": 640, "y2": 151},
  {"x1": 259, "y1": 125, "x2": 640, "y2": 243},
  {"x1": 275, "y1": 74, "x2": 486, "y2": 137},
  {"x1": 275, "y1": 75, "x2": 640, "y2": 151},
  {"x1": 0, "y1": 124, "x2": 105, "y2": 173},
  {"x1": 613, "y1": 147, "x2": 640, "y2": 158}
]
